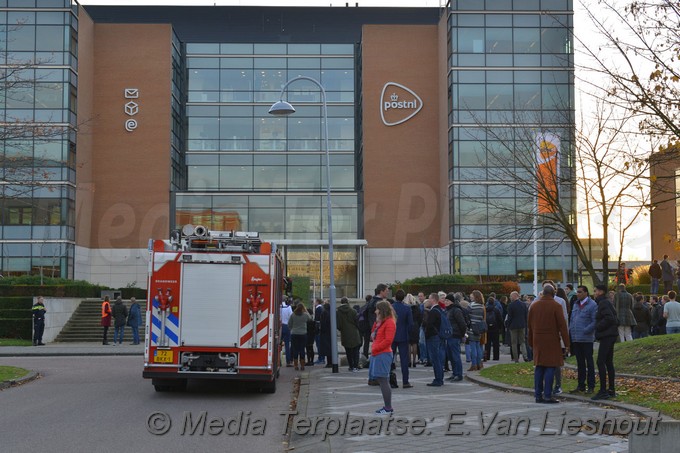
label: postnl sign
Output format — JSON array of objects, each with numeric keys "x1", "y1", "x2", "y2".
[{"x1": 380, "y1": 82, "x2": 423, "y2": 126}]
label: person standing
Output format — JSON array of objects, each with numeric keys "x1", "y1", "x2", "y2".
[
  {"x1": 506, "y1": 291, "x2": 528, "y2": 363},
  {"x1": 648, "y1": 259, "x2": 662, "y2": 295},
  {"x1": 423, "y1": 293, "x2": 444, "y2": 386},
  {"x1": 288, "y1": 302, "x2": 311, "y2": 370},
  {"x1": 408, "y1": 297, "x2": 422, "y2": 368},
  {"x1": 416, "y1": 292, "x2": 429, "y2": 365},
  {"x1": 370, "y1": 300, "x2": 397, "y2": 414},
  {"x1": 592, "y1": 284, "x2": 619, "y2": 400},
  {"x1": 127, "y1": 297, "x2": 142, "y2": 345},
  {"x1": 101, "y1": 296, "x2": 112, "y2": 345},
  {"x1": 664, "y1": 290, "x2": 680, "y2": 334},
  {"x1": 32, "y1": 296, "x2": 47, "y2": 346},
  {"x1": 661, "y1": 255, "x2": 674, "y2": 293},
  {"x1": 305, "y1": 307, "x2": 317, "y2": 366},
  {"x1": 444, "y1": 293, "x2": 467, "y2": 382},
  {"x1": 111, "y1": 296, "x2": 128, "y2": 345},
  {"x1": 280, "y1": 298, "x2": 293, "y2": 367},
  {"x1": 336, "y1": 297, "x2": 361, "y2": 372},
  {"x1": 484, "y1": 296, "x2": 502, "y2": 361},
  {"x1": 391, "y1": 289, "x2": 414, "y2": 388},
  {"x1": 527, "y1": 284, "x2": 570, "y2": 404},
  {"x1": 568, "y1": 286, "x2": 597, "y2": 394},
  {"x1": 467, "y1": 290, "x2": 486, "y2": 371},
  {"x1": 632, "y1": 295, "x2": 651, "y2": 339},
  {"x1": 318, "y1": 301, "x2": 333, "y2": 368},
  {"x1": 314, "y1": 298, "x2": 326, "y2": 364},
  {"x1": 614, "y1": 284, "x2": 635, "y2": 342}
]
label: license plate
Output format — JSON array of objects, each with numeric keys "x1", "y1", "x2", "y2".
[{"x1": 154, "y1": 350, "x2": 174, "y2": 363}]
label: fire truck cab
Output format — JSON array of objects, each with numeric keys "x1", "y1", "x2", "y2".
[{"x1": 142, "y1": 225, "x2": 284, "y2": 393}]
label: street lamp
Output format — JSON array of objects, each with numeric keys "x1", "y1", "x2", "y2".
[{"x1": 269, "y1": 75, "x2": 339, "y2": 374}]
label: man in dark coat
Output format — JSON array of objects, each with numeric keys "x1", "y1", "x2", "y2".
[
  {"x1": 444, "y1": 293, "x2": 468, "y2": 382},
  {"x1": 391, "y1": 289, "x2": 414, "y2": 388},
  {"x1": 506, "y1": 291, "x2": 528, "y2": 363},
  {"x1": 648, "y1": 259, "x2": 662, "y2": 295},
  {"x1": 527, "y1": 285, "x2": 570, "y2": 404},
  {"x1": 592, "y1": 284, "x2": 619, "y2": 400},
  {"x1": 337, "y1": 297, "x2": 361, "y2": 371},
  {"x1": 112, "y1": 297, "x2": 128, "y2": 345},
  {"x1": 318, "y1": 302, "x2": 332, "y2": 367}
]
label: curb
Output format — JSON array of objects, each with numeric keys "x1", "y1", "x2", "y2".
[
  {"x1": 564, "y1": 363, "x2": 680, "y2": 383},
  {"x1": 466, "y1": 371, "x2": 672, "y2": 421},
  {"x1": 0, "y1": 351, "x2": 143, "y2": 358},
  {"x1": 0, "y1": 370, "x2": 40, "y2": 390}
]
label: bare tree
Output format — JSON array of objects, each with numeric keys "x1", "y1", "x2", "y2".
[{"x1": 457, "y1": 95, "x2": 658, "y2": 286}]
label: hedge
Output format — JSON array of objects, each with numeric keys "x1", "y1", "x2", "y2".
[
  {"x1": 0, "y1": 297, "x2": 33, "y2": 309},
  {"x1": 0, "y1": 309, "x2": 31, "y2": 320},
  {"x1": 0, "y1": 319, "x2": 31, "y2": 339},
  {"x1": 290, "y1": 276, "x2": 311, "y2": 303},
  {"x1": 0, "y1": 285, "x2": 107, "y2": 297},
  {"x1": 120, "y1": 287, "x2": 147, "y2": 299}
]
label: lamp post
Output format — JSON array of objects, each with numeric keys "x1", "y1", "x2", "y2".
[{"x1": 269, "y1": 75, "x2": 338, "y2": 373}]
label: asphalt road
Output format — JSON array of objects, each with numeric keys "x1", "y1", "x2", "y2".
[{"x1": 0, "y1": 356, "x2": 296, "y2": 453}]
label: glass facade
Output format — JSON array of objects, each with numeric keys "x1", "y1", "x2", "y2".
[
  {"x1": 447, "y1": 0, "x2": 577, "y2": 283},
  {"x1": 0, "y1": 0, "x2": 78, "y2": 278},
  {"x1": 178, "y1": 43, "x2": 360, "y2": 297}
]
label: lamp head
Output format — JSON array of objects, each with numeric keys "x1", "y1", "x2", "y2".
[{"x1": 268, "y1": 100, "x2": 296, "y2": 116}]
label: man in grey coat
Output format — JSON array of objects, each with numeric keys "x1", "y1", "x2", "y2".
[
  {"x1": 613, "y1": 284, "x2": 634, "y2": 342},
  {"x1": 661, "y1": 254, "x2": 674, "y2": 293}
]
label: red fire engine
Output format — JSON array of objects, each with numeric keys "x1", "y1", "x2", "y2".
[{"x1": 142, "y1": 225, "x2": 284, "y2": 393}]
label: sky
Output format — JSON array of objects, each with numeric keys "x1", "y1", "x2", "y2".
[{"x1": 77, "y1": 0, "x2": 652, "y2": 261}]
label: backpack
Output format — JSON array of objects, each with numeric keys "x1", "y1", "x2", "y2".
[
  {"x1": 357, "y1": 303, "x2": 370, "y2": 334},
  {"x1": 434, "y1": 306, "x2": 453, "y2": 339},
  {"x1": 486, "y1": 307, "x2": 498, "y2": 328}
]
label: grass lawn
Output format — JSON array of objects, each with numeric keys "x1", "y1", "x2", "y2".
[
  {"x1": 0, "y1": 338, "x2": 33, "y2": 347},
  {"x1": 0, "y1": 366, "x2": 30, "y2": 382},
  {"x1": 481, "y1": 335, "x2": 680, "y2": 420}
]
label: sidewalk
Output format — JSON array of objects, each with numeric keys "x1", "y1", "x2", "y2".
[
  {"x1": 287, "y1": 354, "x2": 656, "y2": 453},
  {"x1": 0, "y1": 342, "x2": 144, "y2": 357}
]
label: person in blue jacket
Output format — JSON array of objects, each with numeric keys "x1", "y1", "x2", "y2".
[{"x1": 568, "y1": 286, "x2": 597, "y2": 394}]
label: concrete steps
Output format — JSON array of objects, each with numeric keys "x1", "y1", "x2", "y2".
[{"x1": 55, "y1": 299, "x2": 147, "y2": 343}]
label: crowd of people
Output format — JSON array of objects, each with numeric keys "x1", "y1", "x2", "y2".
[{"x1": 279, "y1": 279, "x2": 680, "y2": 414}]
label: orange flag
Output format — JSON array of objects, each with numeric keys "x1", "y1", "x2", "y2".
[{"x1": 536, "y1": 132, "x2": 560, "y2": 214}]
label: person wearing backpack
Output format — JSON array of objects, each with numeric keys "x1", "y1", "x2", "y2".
[
  {"x1": 484, "y1": 297, "x2": 502, "y2": 361},
  {"x1": 422, "y1": 293, "x2": 445, "y2": 386},
  {"x1": 444, "y1": 293, "x2": 468, "y2": 382}
]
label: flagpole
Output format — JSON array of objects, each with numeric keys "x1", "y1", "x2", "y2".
[{"x1": 533, "y1": 188, "x2": 538, "y2": 297}]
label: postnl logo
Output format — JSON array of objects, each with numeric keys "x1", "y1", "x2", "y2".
[{"x1": 380, "y1": 82, "x2": 423, "y2": 127}]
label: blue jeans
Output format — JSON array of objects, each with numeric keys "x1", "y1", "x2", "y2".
[
  {"x1": 315, "y1": 333, "x2": 325, "y2": 361},
  {"x1": 632, "y1": 330, "x2": 649, "y2": 339},
  {"x1": 469, "y1": 340, "x2": 482, "y2": 366},
  {"x1": 426, "y1": 337, "x2": 444, "y2": 385},
  {"x1": 114, "y1": 326, "x2": 124, "y2": 344},
  {"x1": 534, "y1": 366, "x2": 556, "y2": 400},
  {"x1": 419, "y1": 328, "x2": 428, "y2": 362},
  {"x1": 446, "y1": 337, "x2": 463, "y2": 378},
  {"x1": 651, "y1": 278, "x2": 659, "y2": 295},
  {"x1": 465, "y1": 342, "x2": 471, "y2": 362},
  {"x1": 281, "y1": 325, "x2": 291, "y2": 364},
  {"x1": 130, "y1": 326, "x2": 140, "y2": 344},
  {"x1": 667, "y1": 326, "x2": 680, "y2": 334}
]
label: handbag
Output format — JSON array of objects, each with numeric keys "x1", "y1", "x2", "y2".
[{"x1": 471, "y1": 319, "x2": 488, "y2": 335}]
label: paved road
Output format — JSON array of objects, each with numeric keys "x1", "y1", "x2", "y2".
[
  {"x1": 0, "y1": 356, "x2": 296, "y2": 453},
  {"x1": 290, "y1": 364, "x2": 640, "y2": 453}
]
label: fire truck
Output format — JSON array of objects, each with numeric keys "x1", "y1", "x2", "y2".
[{"x1": 142, "y1": 225, "x2": 284, "y2": 393}]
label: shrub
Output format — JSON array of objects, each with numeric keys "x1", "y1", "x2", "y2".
[
  {"x1": 0, "y1": 297, "x2": 33, "y2": 309},
  {"x1": 630, "y1": 265, "x2": 651, "y2": 285},
  {"x1": 290, "y1": 276, "x2": 311, "y2": 304},
  {"x1": 401, "y1": 274, "x2": 477, "y2": 286}
]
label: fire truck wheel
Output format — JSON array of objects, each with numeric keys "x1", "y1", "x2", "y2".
[
  {"x1": 260, "y1": 378, "x2": 276, "y2": 394},
  {"x1": 153, "y1": 378, "x2": 187, "y2": 392}
]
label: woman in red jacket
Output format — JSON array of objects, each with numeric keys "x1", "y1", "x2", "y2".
[{"x1": 369, "y1": 300, "x2": 397, "y2": 414}]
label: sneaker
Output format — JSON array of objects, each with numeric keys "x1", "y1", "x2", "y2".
[
  {"x1": 607, "y1": 389, "x2": 617, "y2": 398},
  {"x1": 568, "y1": 387, "x2": 585, "y2": 394},
  {"x1": 426, "y1": 382, "x2": 443, "y2": 387},
  {"x1": 591, "y1": 391, "x2": 610, "y2": 401},
  {"x1": 543, "y1": 398, "x2": 560, "y2": 404},
  {"x1": 553, "y1": 387, "x2": 563, "y2": 395},
  {"x1": 585, "y1": 388, "x2": 594, "y2": 394},
  {"x1": 375, "y1": 407, "x2": 394, "y2": 415},
  {"x1": 402, "y1": 383, "x2": 413, "y2": 388},
  {"x1": 535, "y1": 397, "x2": 545, "y2": 404},
  {"x1": 450, "y1": 376, "x2": 463, "y2": 382},
  {"x1": 352, "y1": 368, "x2": 360, "y2": 373}
]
